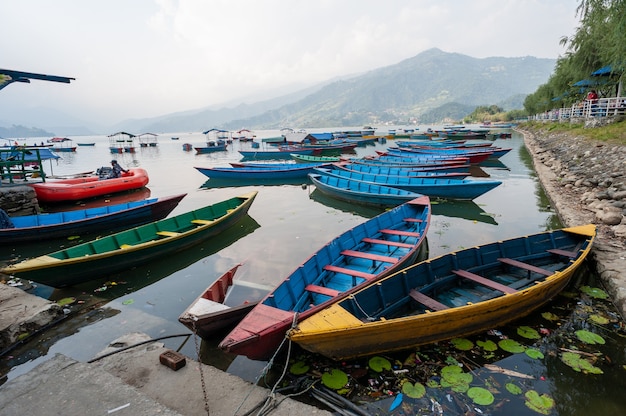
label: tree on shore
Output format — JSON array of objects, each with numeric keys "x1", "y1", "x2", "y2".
[{"x1": 524, "y1": 0, "x2": 625, "y2": 114}]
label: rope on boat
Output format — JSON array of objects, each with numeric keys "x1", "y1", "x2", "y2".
[{"x1": 234, "y1": 313, "x2": 299, "y2": 416}]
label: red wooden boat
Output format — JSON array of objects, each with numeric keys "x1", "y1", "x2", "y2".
[
  {"x1": 30, "y1": 168, "x2": 149, "y2": 203},
  {"x1": 178, "y1": 264, "x2": 271, "y2": 338}
]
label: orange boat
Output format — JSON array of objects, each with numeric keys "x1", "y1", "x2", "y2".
[{"x1": 30, "y1": 168, "x2": 149, "y2": 203}]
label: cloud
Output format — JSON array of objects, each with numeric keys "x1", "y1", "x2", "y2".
[{"x1": 0, "y1": 0, "x2": 577, "y2": 125}]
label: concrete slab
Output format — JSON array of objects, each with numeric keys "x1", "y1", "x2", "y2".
[
  {"x1": 0, "y1": 332, "x2": 332, "y2": 416},
  {"x1": 0, "y1": 282, "x2": 64, "y2": 352}
]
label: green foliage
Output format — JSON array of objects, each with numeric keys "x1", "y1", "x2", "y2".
[{"x1": 524, "y1": 0, "x2": 626, "y2": 114}]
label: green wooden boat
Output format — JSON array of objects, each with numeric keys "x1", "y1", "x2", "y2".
[
  {"x1": 290, "y1": 153, "x2": 341, "y2": 163},
  {"x1": 1, "y1": 191, "x2": 258, "y2": 287}
]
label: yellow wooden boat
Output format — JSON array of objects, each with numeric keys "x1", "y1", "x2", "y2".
[{"x1": 288, "y1": 224, "x2": 596, "y2": 360}]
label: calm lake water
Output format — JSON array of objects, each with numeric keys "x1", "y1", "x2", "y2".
[{"x1": 2, "y1": 127, "x2": 624, "y2": 415}]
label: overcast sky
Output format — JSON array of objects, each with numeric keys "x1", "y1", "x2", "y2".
[{"x1": 1, "y1": 0, "x2": 580, "y2": 125}]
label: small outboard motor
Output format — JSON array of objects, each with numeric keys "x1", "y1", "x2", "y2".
[{"x1": 96, "y1": 166, "x2": 113, "y2": 179}]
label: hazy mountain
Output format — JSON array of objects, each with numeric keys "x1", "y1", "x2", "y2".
[{"x1": 1, "y1": 48, "x2": 555, "y2": 136}]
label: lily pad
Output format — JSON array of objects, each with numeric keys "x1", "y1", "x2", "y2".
[
  {"x1": 517, "y1": 326, "x2": 541, "y2": 339},
  {"x1": 541, "y1": 311, "x2": 560, "y2": 321},
  {"x1": 368, "y1": 356, "x2": 391, "y2": 372},
  {"x1": 321, "y1": 369, "x2": 348, "y2": 389},
  {"x1": 451, "y1": 338, "x2": 474, "y2": 351},
  {"x1": 588, "y1": 314, "x2": 610, "y2": 325},
  {"x1": 56, "y1": 297, "x2": 76, "y2": 307},
  {"x1": 498, "y1": 339, "x2": 526, "y2": 353},
  {"x1": 524, "y1": 390, "x2": 555, "y2": 415},
  {"x1": 476, "y1": 339, "x2": 498, "y2": 352},
  {"x1": 525, "y1": 348, "x2": 545, "y2": 360},
  {"x1": 467, "y1": 386, "x2": 495, "y2": 405},
  {"x1": 402, "y1": 381, "x2": 426, "y2": 398},
  {"x1": 575, "y1": 329, "x2": 606, "y2": 345},
  {"x1": 440, "y1": 365, "x2": 473, "y2": 393},
  {"x1": 506, "y1": 382, "x2": 523, "y2": 395},
  {"x1": 561, "y1": 352, "x2": 604, "y2": 374},
  {"x1": 289, "y1": 361, "x2": 309, "y2": 375},
  {"x1": 580, "y1": 286, "x2": 609, "y2": 299}
]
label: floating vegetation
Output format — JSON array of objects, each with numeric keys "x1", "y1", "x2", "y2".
[
  {"x1": 401, "y1": 381, "x2": 425, "y2": 398},
  {"x1": 580, "y1": 285, "x2": 609, "y2": 299},
  {"x1": 266, "y1": 274, "x2": 624, "y2": 415},
  {"x1": 451, "y1": 338, "x2": 473, "y2": 351},
  {"x1": 524, "y1": 390, "x2": 555, "y2": 415},
  {"x1": 575, "y1": 329, "x2": 606, "y2": 345},
  {"x1": 368, "y1": 356, "x2": 391, "y2": 372},
  {"x1": 321, "y1": 369, "x2": 348, "y2": 389},
  {"x1": 467, "y1": 386, "x2": 495, "y2": 406},
  {"x1": 518, "y1": 326, "x2": 541, "y2": 339},
  {"x1": 560, "y1": 351, "x2": 604, "y2": 374}
]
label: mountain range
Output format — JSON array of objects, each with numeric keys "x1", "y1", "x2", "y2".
[{"x1": 1, "y1": 48, "x2": 555, "y2": 137}]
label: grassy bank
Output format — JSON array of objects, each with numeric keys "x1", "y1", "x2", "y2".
[{"x1": 519, "y1": 120, "x2": 626, "y2": 145}]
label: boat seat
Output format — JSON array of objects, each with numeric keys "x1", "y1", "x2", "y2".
[
  {"x1": 497, "y1": 258, "x2": 553, "y2": 276},
  {"x1": 340, "y1": 250, "x2": 398, "y2": 264},
  {"x1": 546, "y1": 248, "x2": 577, "y2": 258},
  {"x1": 452, "y1": 269, "x2": 517, "y2": 294},
  {"x1": 156, "y1": 231, "x2": 180, "y2": 237},
  {"x1": 403, "y1": 218, "x2": 423, "y2": 223},
  {"x1": 361, "y1": 237, "x2": 413, "y2": 248},
  {"x1": 120, "y1": 244, "x2": 133, "y2": 249},
  {"x1": 305, "y1": 284, "x2": 340, "y2": 297},
  {"x1": 191, "y1": 219, "x2": 214, "y2": 225},
  {"x1": 409, "y1": 289, "x2": 449, "y2": 311},
  {"x1": 379, "y1": 229, "x2": 421, "y2": 237},
  {"x1": 323, "y1": 265, "x2": 376, "y2": 280}
]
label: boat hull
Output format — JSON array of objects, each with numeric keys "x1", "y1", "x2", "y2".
[
  {"x1": 309, "y1": 173, "x2": 422, "y2": 207},
  {"x1": 1, "y1": 192, "x2": 258, "y2": 287},
  {"x1": 289, "y1": 225, "x2": 596, "y2": 360},
  {"x1": 315, "y1": 167, "x2": 501, "y2": 200},
  {"x1": 30, "y1": 168, "x2": 149, "y2": 203},
  {"x1": 2, "y1": 194, "x2": 186, "y2": 244},
  {"x1": 194, "y1": 164, "x2": 320, "y2": 180}
]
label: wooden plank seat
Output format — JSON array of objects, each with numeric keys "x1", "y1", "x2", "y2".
[
  {"x1": 305, "y1": 284, "x2": 340, "y2": 297},
  {"x1": 156, "y1": 231, "x2": 180, "y2": 237},
  {"x1": 546, "y1": 248, "x2": 577, "y2": 258},
  {"x1": 120, "y1": 244, "x2": 133, "y2": 249},
  {"x1": 452, "y1": 269, "x2": 518, "y2": 294},
  {"x1": 497, "y1": 258, "x2": 553, "y2": 276},
  {"x1": 403, "y1": 218, "x2": 423, "y2": 223},
  {"x1": 191, "y1": 219, "x2": 214, "y2": 225},
  {"x1": 323, "y1": 265, "x2": 376, "y2": 280},
  {"x1": 361, "y1": 237, "x2": 413, "y2": 248},
  {"x1": 409, "y1": 289, "x2": 449, "y2": 311},
  {"x1": 341, "y1": 250, "x2": 399, "y2": 264},
  {"x1": 379, "y1": 229, "x2": 421, "y2": 237}
]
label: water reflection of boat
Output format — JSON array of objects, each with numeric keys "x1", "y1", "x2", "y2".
[
  {"x1": 308, "y1": 188, "x2": 384, "y2": 219},
  {"x1": 431, "y1": 198, "x2": 498, "y2": 225},
  {"x1": 49, "y1": 214, "x2": 261, "y2": 300},
  {"x1": 200, "y1": 177, "x2": 309, "y2": 189}
]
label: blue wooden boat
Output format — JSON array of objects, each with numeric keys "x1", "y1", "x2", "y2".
[
  {"x1": 350, "y1": 158, "x2": 471, "y2": 173},
  {"x1": 238, "y1": 146, "x2": 320, "y2": 160},
  {"x1": 1, "y1": 191, "x2": 258, "y2": 287},
  {"x1": 314, "y1": 167, "x2": 502, "y2": 200},
  {"x1": 334, "y1": 162, "x2": 469, "y2": 179},
  {"x1": 219, "y1": 195, "x2": 431, "y2": 360},
  {"x1": 289, "y1": 225, "x2": 596, "y2": 360},
  {"x1": 1, "y1": 193, "x2": 186, "y2": 244},
  {"x1": 194, "y1": 140, "x2": 227, "y2": 154},
  {"x1": 308, "y1": 172, "x2": 423, "y2": 207},
  {"x1": 194, "y1": 163, "x2": 321, "y2": 180}
]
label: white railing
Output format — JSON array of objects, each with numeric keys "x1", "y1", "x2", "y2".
[{"x1": 531, "y1": 96, "x2": 626, "y2": 121}]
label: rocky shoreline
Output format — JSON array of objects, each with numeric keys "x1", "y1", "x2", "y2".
[{"x1": 519, "y1": 126, "x2": 626, "y2": 318}]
